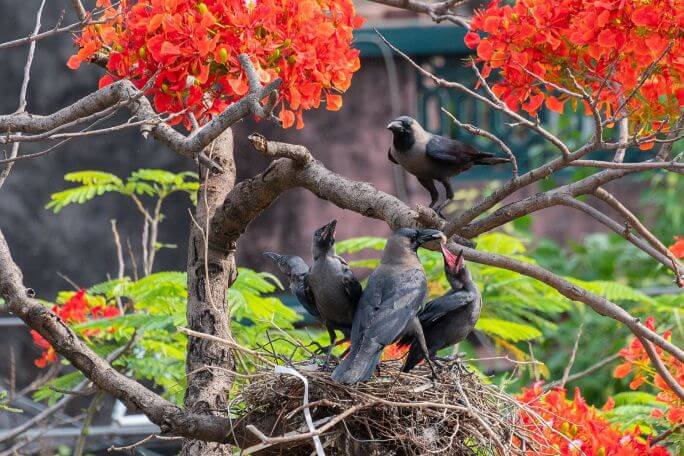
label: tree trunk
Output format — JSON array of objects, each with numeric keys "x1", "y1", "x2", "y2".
[{"x1": 181, "y1": 130, "x2": 237, "y2": 456}]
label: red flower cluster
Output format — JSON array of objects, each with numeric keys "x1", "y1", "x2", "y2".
[
  {"x1": 68, "y1": 0, "x2": 364, "y2": 129},
  {"x1": 516, "y1": 382, "x2": 670, "y2": 455},
  {"x1": 31, "y1": 290, "x2": 120, "y2": 368},
  {"x1": 466, "y1": 0, "x2": 684, "y2": 136},
  {"x1": 613, "y1": 317, "x2": 684, "y2": 425},
  {"x1": 669, "y1": 237, "x2": 684, "y2": 259}
]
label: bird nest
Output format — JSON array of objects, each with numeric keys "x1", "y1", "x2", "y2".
[{"x1": 231, "y1": 354, "x2": 536, "y2": 455}]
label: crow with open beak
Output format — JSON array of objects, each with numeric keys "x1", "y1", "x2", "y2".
[
  {"x1": 386, "y1": 116, "x2": 510, "y2": 215},
  {"x1": 263, "y1": 252, "x2": 319, "y2": 320},
  {"x1": 331, "y1": 228, "x2": 447, "y2": 384},
  {"x1": 399, "y1": 244, "x2": 482, "y2": 373},
  {"x1": 307, "y1": 219, "x2": 363, "y2": 368}
]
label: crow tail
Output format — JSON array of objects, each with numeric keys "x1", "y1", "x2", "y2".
[{"x1": 331, "y1": 342, "x2": 383, "y2": 384}]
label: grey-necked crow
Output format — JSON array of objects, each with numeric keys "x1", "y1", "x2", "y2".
[
  {"x1": 399, "y1": 245, "x2": 482, "y2": 373},
  {"x1": 331, "y1": 228, "x2": 446, "y2": 384},
  {"x1": 387, "y1": 116, "x2": 510, "y2": 214},
  {"x1": 307, "y1": 219, "x2": 363, "y2": 367}
]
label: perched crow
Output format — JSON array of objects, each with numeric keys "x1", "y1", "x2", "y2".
[
  {"x1": 399, "y1": 245, "x2": 482, "y2": 373},
  {"x1": 307, "y1": 219, "x2": 363, "y2": 367},
  {"x1": 331, "y1": 228, "x2": 446, "y2": 384},
  {"x1": 387, "y1": 115, "x2": 510, "y2": 214},
  {"x1": 263, "y1": 252, "x2": 319, "y2": 319}
]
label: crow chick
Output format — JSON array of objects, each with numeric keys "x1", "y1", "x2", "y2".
[
  {"x1": 331, "y1": 228, "x2": 446, "y2": 384},
  {"x1": 307, "y1": 219, "x2": 363, "y2": 367},
  {"x1": 399, "y1": 245, "x2": 482, "y2": 373},
  {"x1": 263, "y1": 252, "x2": 319, "y2": 320},
  {"x1": 387, "y1": 116, "x2": 510, "y2": 214}
]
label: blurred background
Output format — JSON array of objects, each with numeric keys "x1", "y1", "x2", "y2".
[{"x1": 1, "y1": 0, "x2": 682, "y2": 454}]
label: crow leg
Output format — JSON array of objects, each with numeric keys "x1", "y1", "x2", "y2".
[
  {"x1": 322, "y1": 327, "x2": 337, "y2": 370},
  {"x1": 417, "y1": 178, "x2": 440, "y2": 211},
  {"x1": 438, "y1": 178, "x2": 454, "y2": 201},
  {"x1": 409, "y1": 318, "x2": 438, "y2": 380},
  {"x1": 434, "y1": 178, "x2": 455, "y2": 216}
]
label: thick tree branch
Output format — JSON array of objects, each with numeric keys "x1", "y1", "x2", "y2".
[
  {"x1": 0, "y1": 229, "x2": 254, "y2": 445},
  {"x1": 452, "y1": 242, "x2": 684, "y2": 364},
  {"x1": 0, "y1": 56, "x2": 281, "y2": 172},
  {"x1": 182, "y1": 130, "x2": 237, "y2": 455}
]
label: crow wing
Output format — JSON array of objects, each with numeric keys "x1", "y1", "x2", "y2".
[
  {"x1": 295, "y1": 274, "x2": 320, "y2": 318},
  {"x1": 418, "y1": 290, "x2": 478, "y2": 325},
  {"x1": 425, "y1": 135, "x2": 495, "y2": 166},
  {"x1": 335, "y1": 255, "x2": 363, "y2": 306},
  {"x1": 351, "y1": 265, "x2": 427, "y2": 348}
]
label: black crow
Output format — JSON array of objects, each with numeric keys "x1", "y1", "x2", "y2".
[
  {"x1": 307, "y1": 219, "x2": 363, "y2": 367},
  {"x1": 331, "y1": 228, "x2": 446, "y2": 384},
  {"x1": 387, "y1": 115, "x2": 510, "y2": 214},
  {"x1": 399, "y1": 245, "x2": 482, "y2": 373},
  {"x1": 263, "y1": 252, "x2": 319, "y2": 319}
]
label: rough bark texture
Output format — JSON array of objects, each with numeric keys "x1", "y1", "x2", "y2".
[{"x1": 182, "y1": 130, "x2": 237, "y2": 456}]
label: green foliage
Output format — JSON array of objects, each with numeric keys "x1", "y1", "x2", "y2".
[
  {"x1": 35, "y1": 268, "x2": 306, "y2": 405},
  {"x1": 45, "y1": 169, "x2": 199, "y2": 213},
  {"x1": 0, "y1": 389, "x2": 22, "y2": 413}
]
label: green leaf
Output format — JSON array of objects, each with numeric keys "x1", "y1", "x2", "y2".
[
  {"x1": 475, "y1": 318, "x2": 543, "y2": 341},
  {"x1": 336, "y1": 236, "x2": 386, "y2": 254},
  {"x1": 612, "y1": 391, "x2": 662, "y2": 407}
]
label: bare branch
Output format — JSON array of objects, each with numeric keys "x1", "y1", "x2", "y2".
[
  {"x1": 0, "y1": 0, "x2": 45, "y2": 190},
  {"x1": 441, "y1": 107, "x2": 518, "y2": 177},
  {"x1": 572, "y1": 159, "x2": 684, "y2": 172},
  {"x1": 368, "y1": 0, "x2": 470, "y2": 27},
  {"x1": 559, "y1": 324, "x2": 583, "y2": 388},
  {"x1": 544, "y1": 352, "x2": 620, "y2": 390},
  {"x1": 636, "y1": 336, "x2": 684, "y2": 402},
  {"x1": 0, "y1": 18, "x2": 100, "y2": 50},
  {"x1": 70, "y1": 0, "x2": 87, "y2": 21},
  {"x1": 593, "y1": 187, "x2": 684, "y2": 287}
]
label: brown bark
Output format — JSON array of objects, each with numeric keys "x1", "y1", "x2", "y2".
[{"x1": 182, "y1": 130, "x2": 237, "y2": 456}]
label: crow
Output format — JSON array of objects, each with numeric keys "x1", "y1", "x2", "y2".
[
  {"x1": 386, "y1": 115, "x2": 510, "y2": 214},
  {"x1": 399, "y1": 244, "x2": 482, "y2": 373},
  {"x1": 307, "y1": 219, "x2": 363, "y2": 367},
  {"x1": 331, "y1": 228, "x2": 446, "y2": 384},
  {"x1": 263, "y1": 252, "x2": 319, "y2": 320}
]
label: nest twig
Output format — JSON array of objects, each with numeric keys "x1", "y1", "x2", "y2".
[{"x1": 232, "y1": 355, "x2": 545, "y2": 455}]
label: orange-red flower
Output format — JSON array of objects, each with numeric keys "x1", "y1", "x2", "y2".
[
  {"x1": 30, "y1": 289, "x2": 120, "y2": 367},
  {"x1": 669, "y1": 237, "x2": 684, "y2": 259},
  {"x1": 516, "y1": 382, "x2": 671, "y2": 455},
  {"x1": 466, "y1": 0, "x2": 684, "y2": 136},
  {"x1": 67, "y1": 0, "x2": 364, "y2": 129},
  {"x1": 612, "y1": 317, "x2": 684, "y2": 427}
]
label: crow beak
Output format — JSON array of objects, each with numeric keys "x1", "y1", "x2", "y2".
[
  {"x1": 387, "y1": 120, "x2": 402, "y2": 131},
  {"x1": 321, "y1": 219, "x2": 337, "y2": 240},
  {"x1": 263, "y1": 252, "x2": 282, "y2": 263},
  {"x1": 440, "y1": 243, "x2": 458, "y2": 271},
  {"x1": 416, "y1": 229, "x2": 446, "y2": 246},
  {"x1": 455, "y1": 249, "x2": 464, "y2": 272}
]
